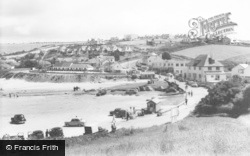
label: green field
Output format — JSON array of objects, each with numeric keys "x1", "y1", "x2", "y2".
[
  {"x1": 66, "y1": 116, "x2": 250, "y2": 156},
  {"x1": 173, "y1": 45, "x2": 250, "y2": 61}
]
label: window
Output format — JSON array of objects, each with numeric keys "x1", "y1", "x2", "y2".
[
  {"x1": 171, "y1": 63, "x2": 173, "y2": 66},
  {"x1": 199, "y1": 74, "x2": 202, "y2": 78},
  {"x1": 176, "y1": 63, "x2": 179, "y2": 67},
  {"x1": 168, "y1": 63, "x2": 170, "y2": 66},
  {"x1": 215, "y1": 75, "x2": 220, "y2": 80},
  {"x1": 194, "y1": 67, "x2": 196, "y2": 70},
  {"x1": 239, "y1": 69, "x2": 244, "y2": 74},
  {"x1": 164, "y1": 63, "x2": 166, "y2": 67},
  {"x1": 211, "y1": 75, "x2": 214, "y2": 78},
  {"x1": 189, "y1": 66, "x2": 191, "y2": 70},
  {"x1": 199, "y1": 67, "x2": 201, "y2": 70},
  {"x1": 216, "y1": 67, "x2": 220, "y2": 70},
  {"x1": 208, "y1": 67, "x2": 212, "y2": 70},
  {"x1": 176, "y1": 70, "x2": 179, "y2": 73},
  {"x1": 181, "y1": 64, "x2": 184, "y2": 66}
]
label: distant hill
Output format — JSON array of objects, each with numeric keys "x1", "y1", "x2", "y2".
[
  {"x1": 173, "y1": 45, "x2": 250, "y2": 61},
  {"x1": 225, "y1": 53, "x2": 250, "y2": 64}
]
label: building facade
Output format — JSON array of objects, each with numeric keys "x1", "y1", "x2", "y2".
[
  {"x1": 146, "y1": 53, "x2": 190, "y2": 77},
  {"x1": 186, "y1": 55, "x2": 226, "y2": 82}
]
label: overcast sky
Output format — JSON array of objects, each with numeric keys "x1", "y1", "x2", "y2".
[{"x1": 0, "y1": 0, "x2": 250, "y2": 43}]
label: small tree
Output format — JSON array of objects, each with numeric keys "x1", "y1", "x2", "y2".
[{"x1": 162, "y1": 52, "x2": 171, "y2": 60}]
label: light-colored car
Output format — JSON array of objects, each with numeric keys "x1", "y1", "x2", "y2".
[
  {"x1": 65, "y1": 118, "x2": 85, "y2": 127},
  {"x1": 187, "y1": 81, "x2": 198, "y2": 87}
]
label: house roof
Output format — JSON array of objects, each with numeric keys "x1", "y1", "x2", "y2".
[
  {"x1": 70, "y1": 63, "x2": 93, "y2": 69},
  {"x1": 53, "y1": 62, "x2": 72, "y2": 68},
  {"x1": 147, "y1": 97, "x2": 161, "y2": 104},
  {"x1": 187, "y1": 54, "x2": 224, "y2": 67},
  {"x1": 140, "y1": 72, "x2": 155, "y2": 75},
  {"x1": 239, "y1": 64, "x2": 249, "y2": 69}
]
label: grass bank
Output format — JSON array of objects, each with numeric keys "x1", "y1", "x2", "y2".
[{"x1": 66, "y1": 116, "x2": 250, "y2": 156}]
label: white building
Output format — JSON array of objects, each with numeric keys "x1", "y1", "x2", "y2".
[
  {"x1": 186, "y1": 54, "x2": 227, "y2": 82},
  {"x1": 146, "y1": 53, "x2": 190, "y2": 76},
  {"x1": 231, "y1": 64, "x2": 250, "y2": 78}
]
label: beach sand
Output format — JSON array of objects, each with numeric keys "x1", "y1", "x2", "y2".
[{"x1": 0, "y1": 78, "x2": 207, "y2": 138}]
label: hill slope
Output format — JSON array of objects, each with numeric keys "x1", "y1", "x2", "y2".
[
  {"x1": 173, "y1": 45, "x2": 250, "y2": 60},
  {"x1": 66, "y1": 117, "x2": 250, "y2": 156}
]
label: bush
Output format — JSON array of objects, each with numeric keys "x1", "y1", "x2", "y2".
[
  {"x1": 162, "y1": 52, "x2": 171, "y2": 60},
  {"x1": 194, "y1": 80, "x2": 245, "y2": 117}
]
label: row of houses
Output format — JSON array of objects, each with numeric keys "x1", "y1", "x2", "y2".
[
  {"x1": 59, "y1": 44, "x2": 133, "y2": 57},
  {"x1": 144, "y1": 53, "x2": 228, "y2": 83}
]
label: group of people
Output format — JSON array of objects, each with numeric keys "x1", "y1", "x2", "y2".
[
  {"x1": 73, "y1": 86, "x2": 80, "y2": 91},
  {"x1": 9, "y1": 93, "x2": 19, "y2": 98}
]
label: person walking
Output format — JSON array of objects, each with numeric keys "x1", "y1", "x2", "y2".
[
  {"x1": 185, "y1": 98, "x2": 188, "y2": 105},
  {"x1": 45, "y1": 129, "x2": 49, "y2": 138},
  {"x1": 126, "y1": 111, "x2": 130, "y2": 121},
  {"x1": 191, "y1": 91, "x2": 193, "y2": 97}
]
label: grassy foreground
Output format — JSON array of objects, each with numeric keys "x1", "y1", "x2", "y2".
[{"x1": 66, "y1": 116, "x2": 250, "y2": 156}]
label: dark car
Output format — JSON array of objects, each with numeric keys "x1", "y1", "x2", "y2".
[
  {"x1": 11, "y1": 114, "x2": 26, "y2": 124},
  {"x1": 49, "y1": 127, "x2": 64, "y2": 138},
  {"x1": 110, "y1": 108, "x2": 126, "y2": 118},
  {"x1": 96, "y1": 89, "x2": 107, "y2": 96},
  {"x1": 28, "y1": 130, "x2": 44, "y2": 140}
]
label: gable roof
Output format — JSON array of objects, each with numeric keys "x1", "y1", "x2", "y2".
[
  {"x1": 53, "y1": 62, "x2": 72, "y2": 68},
  {"x1": 187, "y1": 54, "x2": 224, "y2": 67},
  {"x1": 239, "y1": 64, "x2": 249, "y2": 69},
  {"x1": 70, "y1": 63, "x2": 93, "y2": 69}
]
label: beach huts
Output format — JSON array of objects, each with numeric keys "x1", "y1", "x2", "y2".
[{"x1": 146, "y1": 98, "x2": 161, "y2": 113}]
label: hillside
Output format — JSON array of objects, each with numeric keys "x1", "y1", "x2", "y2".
[
  {"x1": 173, "y1": 45, "x2": 250, "y2": 60},
  {"x1": 225, "y1": 53, "x2": 250, "y2": 64},
  {"x1": 66, "y1": 116, "x2": 250, "y2": 156}
]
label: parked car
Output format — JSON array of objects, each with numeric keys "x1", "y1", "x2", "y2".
[
  {"x1": 109, "y1": 108, "x2": 127, "y2": 118},
  {"x1": 49, "y1": 127, "x2": 64, "y2": 138},
  {"x1": 65, "y1": 118, "x2": 85, "y2": 127},
  {"x1": 187, "y1": 81, "x2": 198, "y2": 87},
  {"x1": 28, "y1": 130, "x2": 44, "y2": 140},
  {"x1": 11, "y1": 114, "x2": 26, "y2": 124},
  {"x1": 96, "y1": 89, "x2": 107, "y2": 96},
  {"x1": 2, "y1": 133, "x2": 25, "y2": 140},
  {"x1": 125, "y1": 89, "x2": 138, "y2": 95}
]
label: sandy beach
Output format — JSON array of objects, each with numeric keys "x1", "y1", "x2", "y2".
[{"x1": 0, "y1": 78, "x2": 207, "y2": 138}]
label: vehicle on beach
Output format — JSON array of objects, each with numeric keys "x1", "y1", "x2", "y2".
[
  {"x1": 65, "y1": 118, "x2": 85, "y2": 127},
  {"x1": 49, "y1": 127, "x2": 64, "y2": 138},
  {"x1": 28, "y1": 130, "x2": 45, "y2": 140},
  {"x1": 11, "y1": 114, "x2": 26, "y2": 124},
  {"x1": 96, "y1": 89, "x2": 107, "y2": 96},
  {"x1": 2, "y1": 133, "x2": 25, "y2": 140},
  {"x1": 84, "y1": 125, "x2": 108, "y2": 135},
  {"x1": 110, "y1": 108, "x2": 127, "y2": 118}
]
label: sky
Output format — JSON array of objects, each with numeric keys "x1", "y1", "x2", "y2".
[{"x1": 0, "y1": 0, "x2": 250, "y2": 43}]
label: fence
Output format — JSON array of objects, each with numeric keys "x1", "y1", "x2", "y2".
[{"x1": 159, "y1": 101, "x2": 189, "y2": 123}]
